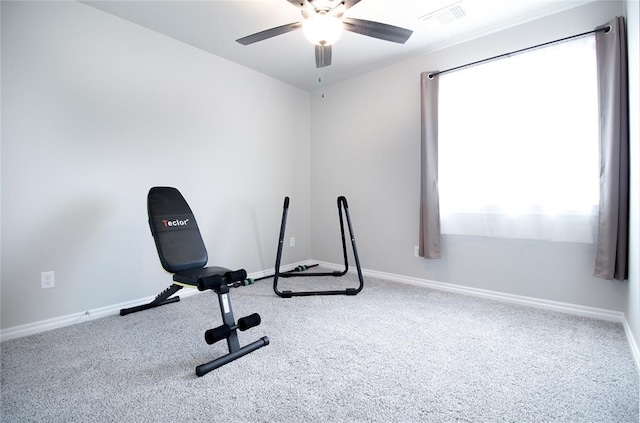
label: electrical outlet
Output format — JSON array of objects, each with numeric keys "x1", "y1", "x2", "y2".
[
  {"x1": 41, "y1": 271, "x2": 55, "y2": 289},
  {"x1": 290, "y1": 237, "x2": 296, "y2": 247},
  {"x1": 414, "y1": 246, "x2": 420, "y2": 258}
]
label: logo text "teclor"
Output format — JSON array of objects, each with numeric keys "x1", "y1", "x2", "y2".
[{"x1": 162, "y1": 218, "x2": 189, "y2": 227}]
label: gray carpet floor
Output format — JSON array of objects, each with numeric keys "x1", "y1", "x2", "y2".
[{"x1": 1, "y1": 273, "x2": 638, "y2": 422}]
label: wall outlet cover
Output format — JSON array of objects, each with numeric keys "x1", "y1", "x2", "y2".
[{"x1": 41, "y1": 271, "x2": 55, "y2": 289}]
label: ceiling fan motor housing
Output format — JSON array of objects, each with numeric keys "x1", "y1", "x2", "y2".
[{"x1": 303, "y1": 10, "x2": 344, "y2": 45}]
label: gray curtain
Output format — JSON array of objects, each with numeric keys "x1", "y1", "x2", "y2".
[
  {"x1": 419, "y1": 72, "x2": 441, "y2": 259},
  {"x1": 594, "y1": 16, "x2": 629, "y2": 281}
]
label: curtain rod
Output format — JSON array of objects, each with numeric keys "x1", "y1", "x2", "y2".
[{"x1": 428, "y1": 26, "x2": 610, "y2": 79}]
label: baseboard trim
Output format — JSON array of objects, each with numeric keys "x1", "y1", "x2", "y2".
[
  {"x1": 315, "y1": 260, "x2": 625, "y2": 323},
  {"x1": 1, "y1": 259, "x2": 630, "y2": 351},
  {"x1": 0, "y1": 296, "x2": 160, "y2": 343},
  {"x1": 0, "y1": 261, "x2": 312, "y2": 343},
  {"x1": 622, "y1": 317, "x2": 640, "y2": 373}
]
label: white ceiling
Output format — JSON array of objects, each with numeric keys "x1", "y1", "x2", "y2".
[{"x1": 84, "y1": 0, "x2": 595, "y2": 91}]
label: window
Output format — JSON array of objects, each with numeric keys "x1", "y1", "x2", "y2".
[{"x1": 437, "y1": 35, "x2": 599, "y2": 243}]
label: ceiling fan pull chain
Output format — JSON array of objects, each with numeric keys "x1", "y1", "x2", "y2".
[{"x1": 319, "y1": 68, "x2": 326, "y2": 98}]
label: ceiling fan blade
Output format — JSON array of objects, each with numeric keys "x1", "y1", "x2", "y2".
[
  {"x1": 343, "y1": 17, "x2": 413, "y2": 44},
  {"x1": 341, "y1": 0, "x2": 363, "y2": 11},
  {"x1": 286, "y1": 0, "x2": 316, "y2": 18},
  {"x1": 236, "y1": 22, "x2": 302, "y2": 45},
  {"x1": 315, "y1": 44, "x2": 332, "y2": 68},
  {"x1": 285, "y1": 0, "x2": 307, "y2": 9}
]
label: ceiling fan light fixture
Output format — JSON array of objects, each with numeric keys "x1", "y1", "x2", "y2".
[{"x1": 302, "y1": 12, "x2": 344, "y2": 46}]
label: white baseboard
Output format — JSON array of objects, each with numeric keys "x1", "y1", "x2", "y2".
[
  {"x1": 0, "y1": 296, "x2": 159, "y2": 343},
  {"x1": 623, "y1": 317, "x2": 640, "y2": 373},
  {"x1": 0, "y1": 261, "x2": 312, "y2": 343},
  {"x1": 315, "y1": 260, "x2": 625, "y2": 322},
  {"x1": 2, "y1": 258, "x2": 635, "y2": 372}
]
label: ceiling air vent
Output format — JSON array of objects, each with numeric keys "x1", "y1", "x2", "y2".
[{"x1": 418, "y1": 2, "x2": 467, "y2": 28}]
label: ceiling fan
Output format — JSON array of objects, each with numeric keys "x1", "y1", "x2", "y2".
[{"x1": 236, "y1": 0, "x2": 413, "y2": 68}]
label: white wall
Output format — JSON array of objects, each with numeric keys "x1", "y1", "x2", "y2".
[
  {"x1": 310, "y1": 0, "x2": 629, "y2": 311},
  {"x1": 0, "y1": 1, "x2": 311, "y2": 329},
  {"x1": 624, "y1": 0, "x2": 640, "y2": 356}
]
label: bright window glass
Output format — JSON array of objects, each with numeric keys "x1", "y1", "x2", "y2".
[{"x1": 438, "y1": 35, "x2": 599, "y2": 243}]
